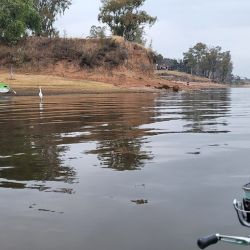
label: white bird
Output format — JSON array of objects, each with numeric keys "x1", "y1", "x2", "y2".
[{"x1": 39, "y1": 86, "x2": 43, "y2": 100}]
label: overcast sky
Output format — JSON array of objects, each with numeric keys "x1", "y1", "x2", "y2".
[{"x1": 56, "y1": 0, "x2": 250, "y2": 78}]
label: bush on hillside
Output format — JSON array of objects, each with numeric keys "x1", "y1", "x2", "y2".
[{"x1": 79, "y1": 39, "x2": 128, "y2": 69}]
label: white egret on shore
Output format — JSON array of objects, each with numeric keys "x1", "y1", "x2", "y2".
[{"x1": 39, "y1": 86, "x2": 43, "y2": 100}]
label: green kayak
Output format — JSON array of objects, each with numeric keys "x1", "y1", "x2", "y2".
[{"x1": 0, "y1": 83, "x2": 10, "y2": 93}]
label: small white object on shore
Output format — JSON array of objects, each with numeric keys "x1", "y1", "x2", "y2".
[{"x1": 39, "y1": 86, "x2": 43, "y2": 100}]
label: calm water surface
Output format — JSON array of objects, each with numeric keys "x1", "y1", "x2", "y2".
[{"x1": 1, "y1": 88, "x2": 250, "y2": 250}]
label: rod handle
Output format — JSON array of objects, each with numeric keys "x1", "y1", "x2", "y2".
[{"x1": 197, "y1": 234, "x2": 219, "y2": 249}]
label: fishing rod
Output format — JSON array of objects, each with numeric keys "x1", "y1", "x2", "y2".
[
  {"x1": 197, "y1": 183, "x2": 250, "y2": 249},
  {"x1": 198, "y1": 234, "x2": 250, "y2": 249}
]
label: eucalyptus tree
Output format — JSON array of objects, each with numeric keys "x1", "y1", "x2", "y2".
[
  {"x1": 89, "y1": 25, "x2": 107, "y2": 39},
  {"x1": 204, "y1": 46, "x2": 221, "y2": 79},
  {"x1": 34, "y1": 0, "x2": 72, "y2": 37},
  {"x1": 98, "y1": 0, "x2": 157, "y2": 44},
  {"x1": 183, "y1": 48, "x2": 196, "y2": 75},
  {"x1": 184, "y1": 43, "x2": 216, "y2": 76},
  {"x1": 183, "y1": 43, "x2": 233, "y2": 82},
  {"x1": 218, "y1": 51, "x2": 233, "y2": 82}
]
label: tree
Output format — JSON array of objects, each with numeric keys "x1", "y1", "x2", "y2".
[
  {"x1": 0, "y1": 0, "x2": 40, "y2": 44},
  {"x1": 89, "y1": 25, "x2": 107, "y2": 39},
  {"x1": 218, "y1": 51, "x2": 233, "y2": 82},
  {"x1": 204, "y1": 46, "x2": 221, "y2": 79},
  {"x1": 183, "y1": 42, "x2": 233, "y2": 82},
  {"x1": 33, "y1": 0, "x2": 71, "y2": 37},
  {"x1": 183, "y1": 48, "x2": 196, "y2": 75},
  {"x1": 98, "y1": 0, "x2": 156, "y2": 43},
  {"x1": 192, "y1": 43, "x2": 207, "y2": 75},
  {"x1": 183, "y1": 43, "x2": 209, "y2": 75}
]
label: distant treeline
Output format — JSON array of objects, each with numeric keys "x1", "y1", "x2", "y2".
[
  {"x1": 156, "y1": 42, "x2": 233, "y2": 83},
  {"x1": 231, "y1": 75, "x2": 250, "y2": 85}
]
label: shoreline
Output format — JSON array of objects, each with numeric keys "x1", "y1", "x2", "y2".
[{"x1": 0, "y1": 71, "x2": 227, "y2": 96}]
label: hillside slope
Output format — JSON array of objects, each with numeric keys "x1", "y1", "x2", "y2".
[{"x1": 0, "y1": 37, "x2": 159, "y2": 85}]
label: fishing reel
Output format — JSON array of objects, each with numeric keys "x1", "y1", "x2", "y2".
[
  {"x1": 234, "y1": 183, "x2": 250, "y2": 227},
  {"x1": 197, "y1": 183, "x2": 250, "y2": 249}
]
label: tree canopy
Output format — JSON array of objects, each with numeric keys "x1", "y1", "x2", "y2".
[
  {"x1": 33, "y1": 0, "x2": 72, "y2": 37},
  {"x1": 183, "y1": 43, "x2": 233, "y2": 82},
  {"x1": 156, "y1": 43, "x2": 233, "y2": 83},
  {"x1": 0, "y1": 0, "x2": 40, "y2": 44},
  {"x1": 89, "y1": 25, "x2": 107, "y2": 39},
  {"x1": 98, "y1": 0, "x2": 156, "y2": 43}
]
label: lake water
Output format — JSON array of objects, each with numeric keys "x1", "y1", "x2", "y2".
[{"x1": 1, "y1": 88, "x2": 250, "y2": 250}]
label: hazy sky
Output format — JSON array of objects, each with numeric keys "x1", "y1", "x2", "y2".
[{"x1": 56, "y1": 0, "x2": 250, "y2": 77}]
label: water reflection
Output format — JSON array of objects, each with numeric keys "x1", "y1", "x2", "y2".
[
  {"x1": 150, "y1": 88, "x2": 231, "y2": 134},
  {"x1": 0, "y1": 90, "x2": 231, "y2": 192},
  {"x1": 0, "y1": 94, "x2": 157, "y2": 191},
  {"x1": 4, "y1": 89, "x2": 250, "y2": 250},
  {"x1": 180, "y1": 89, "x2": 231, "y2": 133},
  {"x1": 88, "y1": 137, "x2": 153, "y2": 171},
  {"x1": 39, "y1": 101, "x2": 44, "y2": 115}
]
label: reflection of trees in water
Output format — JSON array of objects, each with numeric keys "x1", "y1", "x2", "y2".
[
  {"x1": 0, "y1": 99, "x2": 76, "y2": 191},
  {"x1": 88, "y1": 137, "x2": 153, "y2": 171},
  {"x1": 83, "y1": 94, "x2": 156, "y2": 171},
  {"x1": 0, "y1": 122, "x2": 76, "y2": 191},
  {"x1": 0, "y1": 93, "x2": 157, "y2": 191},
  {"x1": 0, "y1": 90, "x2": 231, "y2": 184},
  {"x1": 180, "y1": 89, "x2": 231, "y2": 132}
]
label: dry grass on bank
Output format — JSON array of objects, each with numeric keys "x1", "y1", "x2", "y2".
[
  {"x1": 0, "y1": 72, "x2": 121, "y2": 95},
  {"x1": 155, "y1": 70, "x2": 212, "y2": 83},
  {"x1": 0, "y1": 71, "x2": 226, "y2": 96}
]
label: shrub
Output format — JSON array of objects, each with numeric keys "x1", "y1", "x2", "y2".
[
  {"x1": 52, "y1": 40, "x2": 83, "y2": 60},
  {"x1": 79, "y1": 39, "x2": 128, "y2": 69}
]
